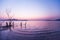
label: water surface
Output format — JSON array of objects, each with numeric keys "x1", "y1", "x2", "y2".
[{"x1": 0, "y1": 21, "x2": 60, "y2": 40}]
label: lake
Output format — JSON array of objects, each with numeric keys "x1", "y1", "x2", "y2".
[{"x1": 0, "y1": 21, "x2": 60, "y2": 40}]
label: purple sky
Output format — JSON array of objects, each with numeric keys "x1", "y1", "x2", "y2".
[{"x1": 0, "y1": 0, "x2": 60, "y2": 19}]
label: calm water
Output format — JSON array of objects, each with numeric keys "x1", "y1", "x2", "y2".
[{"x1": 0, "y1": 21, "x2": 60, "y2": 40}]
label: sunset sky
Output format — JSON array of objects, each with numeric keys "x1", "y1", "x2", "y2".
[{"x1": 0, "y1": 0, "x2": 60, "y2": 19}]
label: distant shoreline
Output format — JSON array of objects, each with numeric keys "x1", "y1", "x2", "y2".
[
  {"x1": 0, "y1": 19, "x2": 60, "y2": 21},
  {"x1": 0, "y1": 20, "x2": 60, "y2": 21}
]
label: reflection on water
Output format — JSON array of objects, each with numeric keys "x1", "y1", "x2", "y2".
[{"x1": 0, "y1": 21, "x2": 60, "y2": 40}]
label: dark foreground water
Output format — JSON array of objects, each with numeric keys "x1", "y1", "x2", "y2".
[{"x1": 0, "y1": 21, "x2": 60, "y2": 40}]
